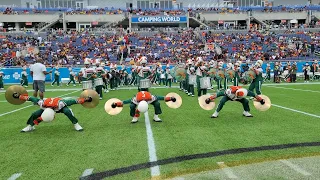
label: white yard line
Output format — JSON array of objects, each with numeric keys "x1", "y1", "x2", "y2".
[
  {"x1": 0, "y1": 90, "x2": 80, "y2": 117},
  {"x1": 261, "y1": 82, "x2": 320, "y2": 86},
  {"x1": 7, "y1": 173, "x2": 22, "y2": 180},
  {"x1": 265, "y1": 86, "x2": 320, "y2": 93},
  {"x1": 217, "y1": 162, "x2": 238, "y2": 179},
  {"x1": 279, "y1": 160, "x2": 311, "y2": 176},
  {"x1": 144, "y1": 111, "x2": 161, "y2": 177},
  {"x1": 81, "y1": 168, "x2": 94, "y2": 177},
  {"x1": 272, "y1": 104, "x2": 320, "y2": 119}
]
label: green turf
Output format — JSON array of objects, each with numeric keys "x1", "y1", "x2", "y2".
[{"x1": 0, "y1": 83, "x2": 320, "y2": 179}]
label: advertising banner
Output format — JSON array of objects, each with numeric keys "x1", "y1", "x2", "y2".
[{"x1": 131, "y1": 16, "x2": 187, "y2": 23}]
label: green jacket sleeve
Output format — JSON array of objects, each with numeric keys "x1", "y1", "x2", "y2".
[
  {"x1": 62, "y1": 99, "x2": 78, "y2": 106},
  {"x1": 247, "y1": 90, "x2": 256, "y2": 97},
  {"x1": 156, "y1": 96, "x2": 164, "y2": 101},
  {"x1": 216, "y1": 91, "x2": 225, "y2": 98},
  {"x1": 27, "y1": 96, "x2": 40, "y2": 103},
  {"x1": 123, "y1": 99, "x2": 132, "y2": 104}
]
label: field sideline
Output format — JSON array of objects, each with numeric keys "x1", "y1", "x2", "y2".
[{"x1": 0, "y1": 82, "x2": 319, "y2": 180}]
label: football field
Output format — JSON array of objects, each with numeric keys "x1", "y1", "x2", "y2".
[{"x1": 0, "y1": 82, "x2": 320, "y2": 180}]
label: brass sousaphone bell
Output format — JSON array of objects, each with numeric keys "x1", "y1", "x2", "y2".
[
  {"x1": 174, "y1": 67, "x2": 186, "y2": 82},
  {"x1": 226, "y1": 70, "x2": 235, "y2": 80},
  {"x1": 217, "y1": 70, "x2": 225, "y2": 79},
  {"x1": 208, "y1": 68, "x2": 217, "y2": 78}
]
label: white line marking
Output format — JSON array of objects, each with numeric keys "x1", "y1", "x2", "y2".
[
  {"x1": 81, "y1": 168, "x2": 94, "y2": 177},
  {"x1": 0, "y1": 90, "x2": 80, "y2": 117},
  {"x1": 7, "y1": 173, "x2": 22, "y2": 180},
  {"x1": 217, "y1": 162, "x2": 238, "y2": 179},
  {"x1": 261, "y1": 82, "x2": 320, "y2": 86},
  {"x1": 265, "y1": 86, "x2": 320, "y2": 93},
  {"x1": 0, "y1": 105, "x2": 34, "y2": 117},
  {"x1": 144, "y1": 111, "x2": 161, "y2": 177},
  {"x1": 272, "y1": 104, "x2": 320, "y2": 118},
  {"x1": 280, "y1": 160, "x2": 312, "y2": 176}
]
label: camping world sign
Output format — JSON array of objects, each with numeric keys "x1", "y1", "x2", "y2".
[{"x1": 131, "y1": 16, "x2": 187, "y2": 23}]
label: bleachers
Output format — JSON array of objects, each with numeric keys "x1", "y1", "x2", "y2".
[{"x1": 0, "y1": 29, "x2": 319, "y2": 66}]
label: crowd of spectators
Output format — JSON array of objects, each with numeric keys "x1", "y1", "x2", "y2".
[
  {"x1": 0, "y1": 7, "x2": 57, "y2": 15},
  {"x1": 0, "y1": 29, "x2": 319, "y2": 67},
  {"x1": 65, "y1": 8, "x2": 123, "y2": 15},
  {"x1": 2, "y1": 5, "x2": 320, "y2": 15},
  {"x1": 132, "y1": 9, "x2": 185, "y2": 16}
]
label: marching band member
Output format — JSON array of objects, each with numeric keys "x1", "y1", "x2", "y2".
[
  {"x1": 110, "y1": 91, "x2": 176, "y2": 123},
  {"x1": 129, "y1": 65, "x2": 138, "y2": 86},
  {"x1": 224, "y1": 63, "x2": 233, "y2": 90},
  {"x1": 150, "y1": 63, "x2": 160, "y2": 85},
  {"x1": 208, "y1": 60, "x2": 217, "y2": 90},
  {"x1": 206, "y1": 86, "x2": 265, "y2": 118},
  {"x1": 165, "y1": 64, "x2": 173, "y2": 88},
  {"x1": 12, "y1": 92, "x2": 93, "y2": 132},
  {"x1": 181, "y1": 61, "x2": 188, "y2": 93},
  {"x1": 248, "y1": 60, "x2": 263, "y2": 95},
  {"x1": 66, "y1": 67, "x2": 76, "y2": 87},
  {"x1": 103, "y1": 68, "x2": 111, "y2": 93},
  {"x1": 311, "y1": 60, "x2": 319, "y2": 80},
  {"x1": 137, "y1": 57, "x2": 152, "y2": 90},
  {"x1": 274, "y1": 62, "x2": 280, "y2": 83},
  {"x1": 155, "y1": 63, "x2": 162, "y2": 85},
  {"x1": 195, "y1": 57, "x2": 208, "y2": 97},
  {"x1": 80, "y1": 60, "x2": 96, "y2": 82},
  {"x1": 188, "y1": 66, "x2": 196, "y2": 97},
  {"x1": 110, "y1": 64, "x2": 118, "y2": 90},
  {"x1": 186, "y1": 59, "x2": 194, "y2": 96},
  {"x1": 123, "y1": 70, "x2": 129, "y2": 86},
  {"x1": 0, "y1": 67, "x2": 4, "y2": 90},
  {"x1": 160, "y1": 70, "x2": 166, "y2": 86},
  {"x1": 77, "y1": 71, "x2": 82, "y2": 85},
  {"x1": 95, "y1": 62, "x2": 105, "y2": 99},
  {"x1": 216, "y1": 61, "x2": 224, "y2": 90},
  {"x1": 20, "y1": 66, "x2": 28, "y2": 88},
  {"x1": 233, "y1": 62, "x2": 241, "y2": 86},
  {"x1": 51, "y1": 66, "x2": 61, "y2": 87},
  {"x1": 290, "y1": 62, "x2": 297, "y2": 82},
  {"x1": 286, "y1": 62, "x2": 292, "y2": 82},
  {"x1": 303, "y1": 63, "x2": 311, "y2": 83},
  {"x1": 265, "y1": 63, "x2": 271, "y2": 82}
]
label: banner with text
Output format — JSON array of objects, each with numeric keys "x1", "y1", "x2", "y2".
[{"x1": 131, "y1": 16, "x2": 187, "y2": 23}]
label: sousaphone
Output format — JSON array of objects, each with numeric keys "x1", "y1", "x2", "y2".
[
  {"x1": 226, "y1": 70, "x2": 235, "y2": 80},
  {"x1": 174, "y1": 67, "x2": 186, "y2": 82},
  {"x1": 208, "y1": 68, "x2": 217, "y2": 78},
  {"x1": 216, "y1": 70, "x2": 225, "y2": 79}
]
